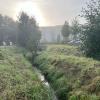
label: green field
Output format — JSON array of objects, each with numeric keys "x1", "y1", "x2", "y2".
[
  {"x1": 0, "y1": 47, "x2": 53, "y2": 100},
  {"x1": 35, "y1": 44, "x2": 100, "y2": 100}
]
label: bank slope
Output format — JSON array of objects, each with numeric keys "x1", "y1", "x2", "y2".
[
  {"x1": 0, "y1": 46, "x2": 53, "y2": 100},
  {"x1": 35, "y1": 44, "x2": 100, "y2": 100}
]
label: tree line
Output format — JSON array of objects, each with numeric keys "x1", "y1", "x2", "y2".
[
  {"x1": 61, "y1": 18, "x2": 81, "y2": 43},
  {"x1": 0, "y1": 0, "x2": 100, "y2": 60},
  {"x1": 61, "y1": 0, "x2": 100, "y2": 60},
  {"x1": 0, "y1": 15, "x2": 18, "y2": 45},
  {"x1": 0, "y1": 12, "x2": 41, "y2": 55}
]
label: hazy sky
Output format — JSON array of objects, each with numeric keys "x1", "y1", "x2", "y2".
[{"x1": 0, "y1": 0, "x2": 87, "y2": 26}]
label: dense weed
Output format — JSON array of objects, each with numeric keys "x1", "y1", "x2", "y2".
[
  {"x1": 0, "y1": 47, "x2": 53, "y2": 100},
  {"x1": 35, "y1": 44, "x2": 100, "y2": 100}
]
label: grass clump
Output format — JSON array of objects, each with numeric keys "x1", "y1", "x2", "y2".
[{"x1": 69, "y1": 93, "x2": 99, "y2": 100}]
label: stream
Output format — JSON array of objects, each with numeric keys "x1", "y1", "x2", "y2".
[{"x1": 33, "y1": 67, "x2": 58, "y2": 100}]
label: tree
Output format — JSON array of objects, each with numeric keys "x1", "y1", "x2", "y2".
[
  {"x1": 71, "y1": 18, "x2": 80, "y2": 41},
  {"x1": 18, "y1": 12, "x2": 29, "y2": 48},
  {"x1": 0, "y1": 15, "x2": 18, "y2": 45},
  {"x1": 81, "y1": 0, "x2": 100, "y2": 59},
  {"x1": 61, "y1": 21, "x2": 71, "y2": 43},
  {"x1": 27, "y1": 18, "x2": 41, "y2": 54},
  {"x1": 57, "y1": 34, "x2": 61, "y2": 43},
  {"x1": 18, "y1": 12, "x2": 41, "y2": 55}
]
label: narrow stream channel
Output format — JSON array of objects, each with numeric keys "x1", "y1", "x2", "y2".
[{"x1": 33, "y1": 67, "x2": 58, "y2": 100}]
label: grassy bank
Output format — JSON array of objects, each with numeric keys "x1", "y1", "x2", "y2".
[
  {"x1": 0, "y1": 46, "x2": 53, "y2": 100},
  {"x1": 46, "y1": 44, "x2": 82, "y2": 56},
  {"x1": 35, "y1": 44, "x2": 100, "y2": 100}
]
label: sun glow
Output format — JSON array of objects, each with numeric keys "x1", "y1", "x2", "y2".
[{"x1": 14, "y1": 1, "x2": 46, "y2": 26}]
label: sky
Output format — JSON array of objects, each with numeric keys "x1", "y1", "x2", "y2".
[{"x1": 0, "y1": 0, "x2": 88, "y2": 26}]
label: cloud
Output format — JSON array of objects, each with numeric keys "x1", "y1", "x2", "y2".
[
  {"x1": 0, "y1": 0, "x2": 87, "y2": 26},
  {"x1": 37, "y1": 0, "x2": 87, "y2": 25}
]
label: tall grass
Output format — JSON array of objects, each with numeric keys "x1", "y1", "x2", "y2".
[
  {"x1": 0, "y1": 46, "x2": 53, "y2": 100},
  {"x1": 35, "y1": 44, "x2": 100, "y2": 100}
]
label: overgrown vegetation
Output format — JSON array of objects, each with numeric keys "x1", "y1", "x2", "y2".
[
  {"x1": 18, "y1": 12, "x2": 41, "y2": 54},
  {"x1": 81, "y1": 0, "x2": 100, "y2": 59},
  {"x1": 35, "y1": 44, "x2": 100, "y2": 100},
  {"x1": 0, "y1": 12, "x2": 41, "y2": 59},
  {"x1": 0, "y1": 47, "x2": 53, "y2": 100},
  {"x1": 0, "y1": 0, "x2": 100, "y2": 99},
  {"x1": 0, "y1": 15, "x2": 17, "y2": 45}
]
